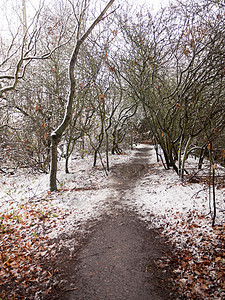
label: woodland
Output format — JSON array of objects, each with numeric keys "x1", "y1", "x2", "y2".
[
  {"x1": 0, "y1": 0, "x2": 225, "y2": 298},
  {"x1": 0, "y1": 0, "x2": 224, "y2": 188}
]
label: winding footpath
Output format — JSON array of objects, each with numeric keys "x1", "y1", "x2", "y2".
[{"x1": 49, "y1": 147, "x2": 178, "y2": 300}]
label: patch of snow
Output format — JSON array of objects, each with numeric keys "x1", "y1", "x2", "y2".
[
  {"x1": 0, "y1": 151, "x2": 134, "y2": 240},
  {"x1": 124, "y1": 145, "x2": 225, "y2": 252}
]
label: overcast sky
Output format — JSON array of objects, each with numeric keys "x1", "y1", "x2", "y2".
[
  {"x1": 135, "y1": 0, "x2": 171, "y2": 10},
  {"x1": 0, "y1": 0, "x2": 171, "y2": 38}
]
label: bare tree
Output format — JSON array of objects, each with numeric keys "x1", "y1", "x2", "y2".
[
  {"x1": 0, "y1": 1, "x2": 73, "y2": 98},
  {"x1": 50, "y1": 0, "x2": 115, "y2": 191}
]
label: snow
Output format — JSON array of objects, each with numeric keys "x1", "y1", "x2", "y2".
[
  {"x1": 124, "y1": 145, "x2": 225, "y2": 254},
  {"x1": 0, "y1": 144, "x2": 224, "y2": 250},
  {"x1": 0, "y1": 150, "x2": 133, "y2": 240},
  {"x1": 127, "y1": 161, "x2": 219, "y2": 228}
]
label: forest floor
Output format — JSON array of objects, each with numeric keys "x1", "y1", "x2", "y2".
[{"x1": 0, "y1": 145, "x2": 224, "y2": 299}]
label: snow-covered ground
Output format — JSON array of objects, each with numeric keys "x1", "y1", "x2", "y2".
[
  {"x1": 0, "y1": 150, "x2": 133, "y2": 240},
  {"x1": 124, "y1": 145, "x2": 225, "y2": 255},
  {"x1": 0, "y1": 144, "x2": 224, "y2": 247}
]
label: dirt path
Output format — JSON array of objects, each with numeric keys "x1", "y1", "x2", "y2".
[{"x1": 47, "y1": 147, "x2": 178, "y2": 300}]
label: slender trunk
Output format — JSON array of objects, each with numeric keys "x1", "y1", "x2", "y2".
[
  {"x1": 166, "y1": 137, "x2": 172, "y2": 166},
  {"x1": 112, "y1": 132, "x2": 116, "y2": 154},
  {"x1": 208, "y1": 142, "x2": 212, "y2": 214},
  {"x1": 178, "y1": 135, "x2": 184, "y2": 176},
  {"x1": 81, "y1": 133, "x2": 85, "y2": 159},
  {"x1": 162, "y1": 148, "x2": 170, "y2": 170},
  {"x1": 158, "y1": 136, "x2": 170, "y2": 170},
  {"x1": 65, "y1": 156, "x2": 69, "y2": 174},
  {"x1": 106, "y1": 132, "x2": 110, "y2": 171},
  {"x1": 65, "y1": 135, "x2": 73, "y2": 173},
  {"x1": 212, "y1": 165, "x2": 216, "y2": 227},
  {"x1": 165, "y1": 136, "x2": 179, "y2": 174},
  {"x1": 112, "y1": 144, "x2": 115, "y2": 155},
  {"x1": 171, "y1": 159, "x2": 179, "y2": 174},
  {"x1": 98, "y1": 150, "x2": 108, "y2": 176},
  {"x1": 154, "y1": 144, "x2": 159, "y2": 162},
  {"x1": 93, "y1": 150, "x2": 98, "y2": 167},
  {"x1": 50, "y1": 136, "x2": 59, "y2": 191},
  {"x1": 208, "y1": 141, "x2": 216, "y2": 227},
  {"x1": 172, "y1": 142, "x2": 178, "y2": 161}
]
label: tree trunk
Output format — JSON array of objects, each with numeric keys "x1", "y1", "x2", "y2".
[
  {"x1": 81, "y1": 133, "x2": 85, "y2": 159},
  {"x1": 178, "y1": 135, "x2": 184, "y2": 176},
  {"x1": 212, "y1": 165, "x2": 216, "y2": 227},
  {"x1": 112, "y1": 132, "x2": 116, "y2": 154},
  {"x1": 65, "y1": 135, "x2": 72, "y2": 174},
  {"x1": 198, "y1": 144, "x2": 206, "y2": 170},
  {"x1": 65, "y1": 155, "x2": 69, "y2": 174},
  {"x1": 106, "y1": 132, "x2": 110, "y2": 171},
  {"x1": 93, "y1": 150, "x2": 98, "y2": 167},
  {"x1": 50, "y1": 135, "x2": 59, "y2": 191},
  {"x1": 162, "y1": 148, "x2": 170, "y2": 170}
]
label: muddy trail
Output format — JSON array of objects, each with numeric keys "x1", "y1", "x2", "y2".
[{"x1": 47, "y1": 147, "x2": 178, "y2": 300}]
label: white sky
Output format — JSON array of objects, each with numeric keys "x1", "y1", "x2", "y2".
[
  {"x1": 0, "y1": 0, "x2": 171, "y2": 33},
  {"x1": 134, "y1": 0, "x2": 171, "y2": 10}
]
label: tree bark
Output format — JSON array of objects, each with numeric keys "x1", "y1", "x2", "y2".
[
  {"x1": 93, "y1": 150, "x2": 98, "y2": 167},
  {"x1": 50, "y1": 135, "x2": 59, "y2": 191},
  {"x1": 106, "y1": 132, "x2": 110, "y2": 171},
  {"x1": 212, "y1": 165, "x2": 216, "y2": 227}
]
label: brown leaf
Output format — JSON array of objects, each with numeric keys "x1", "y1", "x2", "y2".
[{"x1": 215, "y1": 257, "x2": 221, "y2": 262}]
